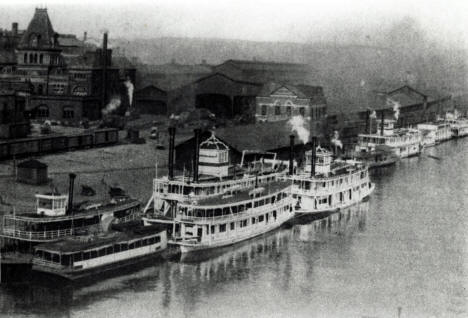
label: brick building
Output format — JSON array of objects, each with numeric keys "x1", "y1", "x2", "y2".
[{"x1": 0, "y1": 8, "x2": 136, "y2": 125}]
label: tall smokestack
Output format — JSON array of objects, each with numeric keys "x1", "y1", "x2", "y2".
[
  {"x1": 67, "y1": 173, "x2": 76, "y2": 214},
  {"x1": 12, "y1": 23, "x2": 18, "y2": 36},
  {"x1": 310, "y1": 136, "x2": 316, "y2": 177},
  {"x1": 193, "y1": 128, "x2": 201, "y2": 183},
  {"x1": 366, "y1": 110, "x2": 371, "y2": 134},
  {"x1": 101, "y1": 32, "x2": 108, "y2": 109},
  {"x1": 380, "y1": 110, "x2": 385, "y2": 136},
  {"x1": 289, "y1": 135, "x2": 295, "y2": 175},
  {"x1": 168, "y1": 127, "x2": 176, "y2": 180}
]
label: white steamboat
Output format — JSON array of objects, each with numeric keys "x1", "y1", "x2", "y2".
[
  {"x1": 170, "y1": 180, "x2": 294, "y2": 254},
  {"x1": 290, "y1": 139, "x2": 374, "y2": 214},
  {"x1": 143, "y1": 128, "x2": 287, "y2": 229},
  {"x1": 357, "y1": 119, "x2": 422, "y2": 158}
]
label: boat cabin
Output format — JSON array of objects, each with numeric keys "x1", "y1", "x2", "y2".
[
  {"x1": 198, "y1": 133, "x2": 230, "y2": 178},
  {"x1": 36, "y1": 193, "x2": 68, "y2": 216}
]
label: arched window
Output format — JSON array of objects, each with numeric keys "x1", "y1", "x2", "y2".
[
  {"x1": 39, "y1": 54, "x2": 43, "y2": 64},
  {"x1": 29, "y1": 53, "x2": 33, "y2": 63},
  {"x1": 36, "y1": 105, "x2": 49, "y2": 118},
  {"x1": 63, "y1": 106, "x2": 74, "y2": 119},
  {"x1": 23, "y1": 53, "x2": 27, "y2": 64},
  {"x1": 33, "y1": 54, "x2": 38, "y2": 63}
]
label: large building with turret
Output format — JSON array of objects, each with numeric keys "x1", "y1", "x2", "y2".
[{"x1": 0, "y1": 8, "x2": 135, "y2": 135}]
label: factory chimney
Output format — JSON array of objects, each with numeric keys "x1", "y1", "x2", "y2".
[
  {"x1": 289, "y1": 135, "x2": 295, "y2": 175},
  {"x1": 101, "y1": 32, "x2": 108, "y2": 109},
  {"x1": 193, "y1": 128, "x2": 201, "y2": 183},
  {"x1": 310, "y1": 136, "x2": 317, "y2": 177},
  {"x1": 11, "y1": 23, "x2": 18, "y2": 36},
  {"x1": 67, "y1": 173, "x2": 76, "y2": 214},
  {"x1": 168, "y1": 127, "x2": 176, "y2": 180}
]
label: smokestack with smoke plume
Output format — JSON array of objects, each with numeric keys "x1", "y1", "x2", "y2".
[
  {"x1": 386, "y1": 97, "x2": 401, "y2": 121},
  {"x1": 287, "y1": 116, "x2": 310, "y2": 144},
  {"x1": 370, "y1": 110, "x2": 377, "y2": 119},
  {"x1": 124, "y1": 78, "x2": 134, "y2": 107},
  {"x1": 102, "y1": 97, "x2": 121, "y2": 116},
  {"x1": 331, "y1": 130, "x2": 343, "y2": 150}
]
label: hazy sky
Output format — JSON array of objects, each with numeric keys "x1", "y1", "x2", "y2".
[{"x1": 0, "y1": 0, "x2": 466, "y2": 47}]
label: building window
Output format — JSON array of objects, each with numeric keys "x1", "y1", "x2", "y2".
[
  {"x1": 36, "y1": 105, "x2": 49, "y2": 118},
  {"x1": 219, "y1": 224, "x2": 226, "y2": 232},
  {"x1": 286, "y1": 106, "x2": 292, "y2": 116},
  {"x1": 33, "y1": 54, "x2": 38, "y2": 64},
  {"x1": 72, "y1": 86, "x2": 87, "y2": 96},
  {"x1": 53, "y1": 84, "x2": 66, "y2": 95},
  {"x1": 299, "y1": 107, "x2": 305, "y2": 117},
  {"x1": 63, "y1": 107, "x2": 74, "y2": 119},
  {"x1": 261, "y1": 105, "x2": 267, "y2": 116},
  {"x1": 39, "y1": 54, "x2": 43, "y2": 64},
  {"x1": 29, "y1": 54, "x2": 33, "y2": 63},
  {"x1": 37, "y1": 84, "x2": 43, "y2": 95},
  {"x1": 275, "y1": 105, "x2": 281, "y2": 115},
  {"x1": 23, "y1": 53, "x2": 27, "y2": 64}
]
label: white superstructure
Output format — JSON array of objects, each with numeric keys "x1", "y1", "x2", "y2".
[
  {"x1": 289, "y1": 147, "x2": 374, "y2": 214},
  {"x1": 357, "y1": 119, "x2": 422, "y2": 158}
]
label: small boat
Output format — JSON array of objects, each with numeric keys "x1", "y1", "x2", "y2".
[
  {"x1": 169, "y1": 180, "x2": 295, "y2": 254},
  {"x1": 32, "y1": 225, "x2": 167, "y2": 280},
  {"x1": 417, "y1": 122, "x2": 452, "y2": 144}
]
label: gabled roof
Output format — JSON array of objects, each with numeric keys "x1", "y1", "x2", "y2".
[
  {"x1": 257, "y1": 82, "x2": 327, "y2": 104},
  {"x1": 18, "y1": 8, "x2": 57, "y2": 49},
  {"x1": 18, "y1": 159, "x2": 47, "y2": 169}
]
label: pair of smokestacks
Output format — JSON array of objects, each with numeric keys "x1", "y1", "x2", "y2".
[
  {"x1": 167, "y1": 127, "x2": 201, "y2": 182},
  {"x1": 365, "y1": 110, "x2": 386, "y2": 135},
  {"x1": 289, "y1": 135, "x2": 317, "y2": 176}
]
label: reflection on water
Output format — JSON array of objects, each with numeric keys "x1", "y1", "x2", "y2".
[{"x1": 1, "y1": 139, "x2": 467, "y2": 318}]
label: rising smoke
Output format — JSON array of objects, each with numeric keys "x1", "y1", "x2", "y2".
[
  {"x1": 370, "y1": 110, "x2": 377, "y2": 119},
  {"x1": 287, "y1": 116, "x2": 310, "y2": 144},
  {"x1": 124, "y1": 78, "x2": 134, "y2": 106},
  {"x1": 102, "y1": 97, "x2": 121, "y2": 115},
  {"x1": 331, "y1": 130, "x2": 343, "y2": 149},
  {"x1": 386, "y1": 97, "x2": 401, "y2": 120}
]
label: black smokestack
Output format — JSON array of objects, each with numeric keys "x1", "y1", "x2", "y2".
[
  {"x1": 168, "y1": 127, "x2": 176, "y2": 180},
  {"x1": 310, "y1": 136, "x2": 316, "y2": 177},
  {"x1": 366, "y1": 110, "x2": 371, "y2": 134},
  {"x1": 193, "y1": 128, "x2": 201, "y2": 182},
  {"x1": 289, "y1": 135, "x2": 295, "y2": 175},
  {"x1": 380, "y1": 110, "x2": 385, "y2": 136},
  {"x1": 67, "y1": 173, "x2": 76, "y2": 214},
  {"x1": 101, "y1": 32, "x2": 108, "y2": 109}
]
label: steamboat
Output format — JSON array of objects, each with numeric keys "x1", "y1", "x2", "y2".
[
  {"x1": 0, "y1": 173, "x2": 141, "y2": 263},
  {"x1": 32, "y1": 224, "x2": 167, "y2": 280},
  {"x1": 170, "y1": 180, "x2": 294, "y2": 254},
  {"x1": 448, "y1": 118, "x2": 468, "y2": 138},
  {"x1": 143, "y1": 128, "x2": 287, "y2": 230},
  {"x1": 417, "y1": 122, "x2": 452, "y2": 146},
  {"x1": 290, "y1": 136, "x2": 374, "y2": 214},
  {"x1": 356, "y1": 118, "x2": 422, "y2": 158}
]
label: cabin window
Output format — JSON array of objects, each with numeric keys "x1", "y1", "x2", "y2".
[
  {"x1": 272, "y1": 196, "x2": 276, "y2": 204},
  {"x1": 91, "y1": 251, "x2": 98, "y2": 259},
  {"x1": 231, "y1": 205, "x2": 238, "y2": 214},
  {"x1": 106, "y1": 246, "x2": 113, "y2": 254},
  {"x1": 155, "y1": 236, "x2": 161, "y2": 243},
  {"x1": 223, "y1": 207, "x2": 230, "y2": 215},
  {"x1": 83, "y1": 252, "x2": 90, "y2": 260},
  {"x1": 210, "y1": 225, "x2": 215, "y2": 234},
  {"x1": 275, "y1": 106, "x2": 281, "y2": 115},
  {"x1": 121, "y1": 244, "x2": 128, "y2": 251},
  {"x1": 61, "y1": 255, "x2": 71, "y2": 266},
  {"x1": 242, "y1": 220, "x2": 248, "y2": 227},
  {"x1": 265, "y1": 197, "x2": 271, "y2": 204},
  {"x1": 207, "y1": 209, "x2": 214, "y2": 217},
  {"x1": 230, "y1": 222, "x2": 235, "y2": 230},
  {"x1": 114, "y1": 244, "x2": 121, "y2": 252},
  {"x1": 129, "y1": 243, "x2": 135, "y2": 249},
  {"x1": 142, "y1": 239, "x2": 148, "y2": 246},
  {"x1": 52, "y1": 254, "x2": 59, "y2": 263},
  {"x1": 148, "y1": 237, "x2": 155, "y2": 244},
  {"x1": 73, "y1": 253, "x2": 82, "y2": 262},
  {"x1": 273, "y1": 210, "x2": 277, "y2": 219},
  {"x1": 219, "y1": 224, "x2": 226, "y2": 232},
  {"x1": 246, "y1": 202, "x2": 252, "y2": 209},
  {"x1": 252, "y1": 217, "x2": 256, "y2": 224},
  {"x1": 214, "y1": 209, "x2": 222, "y2": 217},
  {"x1": 259, "y1": 215, "x2": 264, "y2": 222}
]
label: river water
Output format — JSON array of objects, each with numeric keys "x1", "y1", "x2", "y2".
[{"x1": 1, "y1": 139, "x2": 467, "y2": 318}]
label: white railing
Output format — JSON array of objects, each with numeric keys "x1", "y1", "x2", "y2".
[
  {"x1": 32, "y1": 258, "x2": 66, "y2": 269},
  {"x1": 176, "y1": 200, "x2": 292, "y2": 223},
  {"x1": 1, "y1": 225, "x2": 92, "y2": 241}
]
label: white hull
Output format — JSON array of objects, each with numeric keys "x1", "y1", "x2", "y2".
[
  {"x1": 176, "y1": 211, "x2": 292, "y2": 254},
  {"x1": 295, "y1": 183, "x2": 374, "y2": 214}
]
